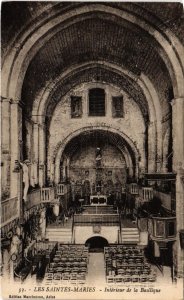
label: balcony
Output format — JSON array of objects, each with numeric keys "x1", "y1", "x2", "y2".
[
  {"x1": 27, "y1": 189, "x2": 42, "y2": 209},
  {"x1": 41, "y1": 187, "x2": 55, "y2": 203},
  {"x1": 1, "y1": 197, "x2": 19, "y2": 227}
]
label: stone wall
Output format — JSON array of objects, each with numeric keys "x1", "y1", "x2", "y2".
[
  {"x1": 69, "y1": 143, "x2": 127, "y2": 184},
  {"x1": 48, "y1": 82, "x2": 145, "y2": 178},
  {"x1": 74, "y1": 225, "x2": 119, "y2": 244}
]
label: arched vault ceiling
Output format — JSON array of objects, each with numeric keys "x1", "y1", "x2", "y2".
[
  {"x1": 45, "y1": 66, "x2": 149, "y2": 125},
  {"x1": 22, "y1": 16, "x2": 173, "y2": 114},
  {"x1": 2, "y1": 2, "x2": 184, "y2": 57}
]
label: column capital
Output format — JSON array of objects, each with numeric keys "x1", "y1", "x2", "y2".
[
  {"x1": 148, "y1": 121, "x2": 156, "y2": 127},
  {"x1": 10, "y1": 98, "x2": 24, "y2": 107},
  {"x1": 38, "y1": 123, "x2": 46, "y2": 129},
  {"x1": 1, "y1": 96, "x2": 11, "y2": 103},
  {"x1": 171, "y1": 97, "x2": 184, "y2": 106}
]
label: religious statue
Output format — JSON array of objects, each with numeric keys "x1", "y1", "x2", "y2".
[
  {"x1": 71, "y1": 96, "x2": 82, "y2": 118},
  {"x1": 96, "y1": 147, "x2": 102, "y2": 167},
  {"x1": 20, "y1": 160, "x2": 31, "y2": 203}
]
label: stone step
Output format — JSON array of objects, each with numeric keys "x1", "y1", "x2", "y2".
[
  {"x1": 121, "y1": 228, "x2": 139, "y2": 231},
  {"x1": 122, "y1": 236, "x2": 140, "y2": 240},
  {"x1": 122, "y1": 237, "x2": 139, "y2": 241},
  {"x1": 46, "y1": 233, "x2": 72, "y2": 243},
  {"x1": 122, "y1": 241, "x2": 139, "y2": 244},
  {"x1": 46, "y1": 231, "x2": 72, "y2": 236},
  {"x1": 46, "y1": 237, "x2": 72, "y2": 243},
  {"x1": 121, "y1": 227, "x2": 140, "y2": 244},
  {"x1": 46, "y1": 230, "x2": 72, "y2": 235},
  {"x1": 122, "y1": 231, "x2": 139, "y2": 234},
  {"x1": 46, "y1": 228, "x2": 72, "y2": 232},
  {"x1": 46, "y1": 234, "x2": 72, "y2": 237}
]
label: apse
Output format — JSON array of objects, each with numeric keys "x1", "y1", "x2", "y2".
[{"x1": 60, "y1": 129, "x2": 136, "y2": 185}]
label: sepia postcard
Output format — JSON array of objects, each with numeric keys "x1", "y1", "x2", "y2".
[{"x1": 1, "y1": 1, "x2": 184, "y2": 300}]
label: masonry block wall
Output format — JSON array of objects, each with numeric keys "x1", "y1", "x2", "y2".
[
  {"x1": 48, "y1": 82, "x2": 145, "y2": 179},
  {"x1": 74, "y1": 226, "x2": 119, "y2": 244},
  {"x1": 69, "y1": 143, "x2": 127, "y2": 184}
]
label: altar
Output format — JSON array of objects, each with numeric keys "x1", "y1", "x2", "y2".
[{"x1": 90, "y1": 195, "x2": 107, "y2": 205}]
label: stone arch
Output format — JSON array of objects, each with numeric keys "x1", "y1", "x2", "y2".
[
  {"x1": 2, "y1": 3, "x2": 184, "y2": 101},
  {"x1": 32, "y1": 62, "x2": 161, "y2": 174},
  {"x1": 33, "y1": 61, "x2": 160, "y2": 125},
  {"x1": 53, "y1": 126, "x2": 140, "y2": 183},
  {"x1": 85, "y1": 236, "x2": 109, "y2": 251}
]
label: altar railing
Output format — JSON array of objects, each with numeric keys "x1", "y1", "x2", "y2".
[{"x1": 74, "y1": 214, "x2": 119, "y2": 225}]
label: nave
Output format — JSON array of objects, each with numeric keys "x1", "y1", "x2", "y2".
[
  {"x1": 1, "y1": 183, "x2": 176, "y2": 287},
  {"x1": 1, "y1": 3, "x2": 184, "y2": 299}
]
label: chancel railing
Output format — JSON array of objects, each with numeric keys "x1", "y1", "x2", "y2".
[
  {"x1": 74, "y1": 214, "x2": 119, "y2": 226},
  {"x1": 82, "y1": 205, "x2": 116, "y2": 214},
  {"x1": 1, "y1": 197, "x2": 19, "y2": 227}
]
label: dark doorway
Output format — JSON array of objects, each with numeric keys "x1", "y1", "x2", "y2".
[{"x1": 85, "y1": 236, "x2": 109, "y2": 252}]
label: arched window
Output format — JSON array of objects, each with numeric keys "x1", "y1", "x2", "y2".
[{"x1": 88, "y1": 88, "x2": 105, "y2": 116}]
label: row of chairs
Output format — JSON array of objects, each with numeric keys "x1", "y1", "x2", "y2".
[
  {"x1": 106, "y1": 273, "x2": 157, "y2": 284},
  {"x1": 104, "y1": 246, "x2": 144, "y2": 255},
  {"x1": 104, "y1": 246, "x2": 156, "y2": 284},
  {"x1": 58, "y1": 244, "x2": 88, "y2": 250},
  {"x1": 45, "y1": 272, "x2": 86, "y2": 285},
  {"x1": 105, "y1": 256, "x2": 144, "y2": 262},
  {"x1": 44, "y1": 244, "x2": 89, "y2": 285},
  {"x1": 106, "y1": 268, "x2": 154, "y2": 276}
]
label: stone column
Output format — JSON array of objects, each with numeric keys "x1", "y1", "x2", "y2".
[
  {"x1": 10, "y1": 100, "x2": 23, "y2": 198},
  {"x1": 135, "y1": 162, "x2": 139, "y2": 180},
  {"x1": 66, "y1": 157, "x2": 70, "y2": 180},
  {"x1": 156, "y1": 155, "x2": 162, "y2": 173},
  {"x1": 83, "y1": 90, "x2": 88, "y2": 118},
  {"x1": 38, "y1": 123, "x2": 46, "y2": 187},
  {"x1": 1, "y1": 97, "x2": 11, "y2": 199},
  {"x1": 171, "y1": 98, "x2": 184, "y2": 172},
  {"x1": 175, "y1": 169, "x2": 184, "y2": 278},
  {"x1": 162, "y1": 160, "x2": 168, "y2": 173},
  {"x1": 50, "y1": 160, "x2": 55, "y2": 183},
  {"x1": 171, "y1": 97, "x2": 184, "y2": 278},
  {"x1": 148, "y1": 121, "x2": 156, "y2": 173},
  {"x1": 106, "y1": 86, "x2": 111, "y2": 118},
  {"x1": 33, "y1": 122, "x2": 39, "y2": 184},
  {"x1": 162, "y1": 127, "x2": 171, "y2": 173}
]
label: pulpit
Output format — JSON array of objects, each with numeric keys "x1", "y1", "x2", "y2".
[{"x1": 149, "y1": 216, "x2": 176, "y2": 241}]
